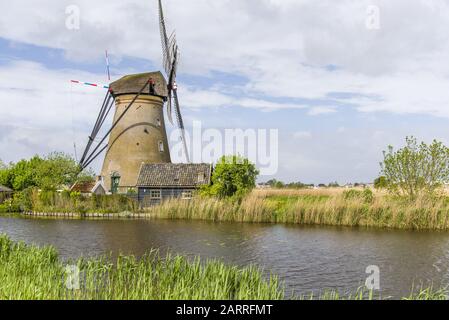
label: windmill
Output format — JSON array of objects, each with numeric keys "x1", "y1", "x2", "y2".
[
  {"x1": 78, "y1": 72, "x2": 171, "y2": 193},
  {"x1": 158, "y1": 0, "x2": 190, "y2": 163},
  {"x1": 76, "y1": 0, "x2": 191, "y2": 193}
]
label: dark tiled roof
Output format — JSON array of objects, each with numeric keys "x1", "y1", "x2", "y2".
[
  {"x1": 70, "y1": 181, "x2": 96, "y2": 193},
  {"x1": 137, "y1": 163, "x2": 212, "y2": 187},
  {"x1": 109, "y1": 72, "x2": 168, "y2": 98},
  {"x1": 0, "y1": 185, "x2": 12, "y2": 192}
]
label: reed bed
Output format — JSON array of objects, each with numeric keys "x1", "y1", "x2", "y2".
[
  {"x1": 0, "y1": 235, "x2": 283, "y2": 300},
  {"x1": 255, "y1": 188, "x2": 346, "y2": 197},
  {"x1": 30, "y1": 190, "x2": 139, "y2": 214},
  {"x1": 145, "y1": 189, "x2": 449, "y2": 231},
  {"x1": 299, "y1": 287, "x2": 448, "y2": 300},
  {"x1": 403, "y1": 286, "x2": 449, "y2": 300},
  {"x1": 14, "y1": 187, "x2": 449, "y2": 231}
]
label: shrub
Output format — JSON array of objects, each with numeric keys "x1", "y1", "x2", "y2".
[
  {"x1": 380, "y1": 137, "x2": 449, "y2": 199},
  {"x1": 374, "y1": 176, "x2": 388, "y2": 190},
  {"x1": 0, "y1": 200, "x2": 18, "y2": 213},
  {"x1": 201, "y1": 155, "x2": 259, "y2": 199}
]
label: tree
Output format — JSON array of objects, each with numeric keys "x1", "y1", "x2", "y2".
[
  {"x1": 8, "y1": 156, "x2": 43, "y2": 191},
  {"x1": 274, "y1": 181, "x2": 285, "y2": 189},
  {"x1": 374, "y1": 176, "x2": 388, "y2": 190},
  {"x1": 264, "y1": 179, "x2": 311, "y2": 189},
  {"x1": 328, "y1": 181, "x2": 340, "y2": 188},
  {"x1": 0, "y1": 159, "x2": 9, "y2": 187},
  {"x1": 265, "y1": 179, "x2": 278, "y2": 187},
  {"x1": 201, "y1": 155, "x2": 259, "y2": 198},
  {"x1": 35, "y1": 152, "x2": 92, "y2": 191},
  {"x1": 380, "y1": 137, "x2": 449, "y2": 198},
  {"x1": 0, "y1": 153, "x2": 94, "y2": 192}
]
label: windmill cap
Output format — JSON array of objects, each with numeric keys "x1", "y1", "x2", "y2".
[{"x1": 109, "y1": 71, "x2": 168, "y2": 98}]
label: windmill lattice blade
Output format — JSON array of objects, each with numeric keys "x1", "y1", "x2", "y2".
[
  {"x1": 172, "y1": 89, "x2": 185, "y2": 130},
  {"x1": 81, "y1": 78, "x2": 152, "y2": 170},
  {"x1": 167, "y1": 45, "x2": 179, "y2": 88},
  {"x1": 166, "y1": 92, "x2": 174, "y2": 125},
  {"x1": 158, "y1": 0, "x2": 174, "y2": 75},
  {"x1": 173, "y1": 88, "x2": 190, "y2": 163},
  {"x1": 169, "y1": 37, "x2": 179, "y2": 80},
  {"x1": 79, "y1": 91, "x2": 112, "y2": 166}
]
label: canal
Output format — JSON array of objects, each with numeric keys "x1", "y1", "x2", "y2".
[{"x1": 1, "y1": 215, "x2": 449, "y2": 298}]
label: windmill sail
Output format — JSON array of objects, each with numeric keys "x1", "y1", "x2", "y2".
[
  {"x1": 166, "y1": 41, "x2": 178, "y2": 125},
  {"x1": 158, "y1": 0, "x2": 172, "y2": 75},
  {"x1": 173, "y1": 88, "x2": 190, "y2": 163},
  {"x1": 158, "y1": 0, "x2": 190, "y2": 163}
]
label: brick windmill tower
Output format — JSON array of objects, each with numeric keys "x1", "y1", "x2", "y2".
[
  {"x1": 100, "y1": 72, "x2": 171, "y2": 193},
  {"x1": 79, "y1": 1, "x2": 190, "y2": 193}
]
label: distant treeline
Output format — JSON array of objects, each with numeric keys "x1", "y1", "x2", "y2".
[{"x1": 261, "y1": 179, "x2": 370, "y2": 189}]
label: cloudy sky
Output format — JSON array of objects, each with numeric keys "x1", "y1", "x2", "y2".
[{"x1": 1, "y1": 0, "x2": 449, "y2": 184}]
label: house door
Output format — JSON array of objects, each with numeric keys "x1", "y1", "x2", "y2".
[{"x1": 111, "y1": 176, "x2": 120, "y2": 194}]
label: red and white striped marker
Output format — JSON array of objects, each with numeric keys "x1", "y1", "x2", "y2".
[{"x1": 70, "y1": 80, "x2": 110, "y2": 89}]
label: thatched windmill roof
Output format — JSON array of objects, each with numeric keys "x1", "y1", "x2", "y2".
[{"x1": 109, "y1": 72, "x2": 168, "y2": 98}]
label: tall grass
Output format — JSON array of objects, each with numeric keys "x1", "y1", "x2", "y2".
[
  {"x1": 14, "y1": 187, "x2": 449, "y2": 231},
  {"x1": 0, "y1": 234, "x2": 283, "y2": 300},
  {"x1": 299, "y1": 286, "x2": 448, "y2": 300},
  {"x1": 30, "y1": 189, "x2": 139, "y2": 214},
  {"x1": 298, "y1": 287, "x2": 376, "y2": 300},
  {"x1": 404, "y1": 285, "x2": 449, "y2": 300},
  {"x1": 145, "y1": 189, "x2": 449, "y2": 230}
]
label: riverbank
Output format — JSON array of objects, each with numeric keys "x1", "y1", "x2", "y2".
[
  {"x1": 0, "y1": 234, "x2": 283, "y2": 300},
  {"x1": 6, "y1": 188, "x2": 449, "y2": 231},
  {"x1": 21, "y1": 211, "x2": 149, "y2": 219},
  {"x1": 145, "y1": 189, "x2": 449, "y2": 230}
]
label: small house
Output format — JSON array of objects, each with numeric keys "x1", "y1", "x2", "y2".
[
  {"x1": 136, "y1": 163, "x2": 212, "y2": 206},
  {"x1": 0, "y1": 185, "x2": 13, "y2": 204},
  {"x1": 70, "y1": 178, "x2": 106, "y2": 196}
]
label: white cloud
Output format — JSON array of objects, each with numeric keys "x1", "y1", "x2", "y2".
[
  {"x1": 308, "y1": 107, "x2": 337, "y2": 116},
  {"x1": 0, "y1": 59, "x2": 307, "y2": 166},
  {"x1": 293, "y1": 131, "x2": 312, "y2": 139},
  {"x1": 0, "y1": 60, "x2": 108, "y2": 165},
  {"x1": 1, "y1": 0, "x2": 449, "y2": 118},
  {"x1": 2, "y1": 0, "x2": 449, "y2": 182},
  {"x1": 180, "y1": 87, "x2": 308, "y2": 111}
]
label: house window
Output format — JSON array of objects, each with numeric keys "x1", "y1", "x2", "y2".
[
  {"x1": 150, "y1": 190, "x2": 161, "y2": 199},
  {"x1": 156, "y1": 118, "x2": 161, "y2": 127},
  {"x1": 182, "y1": 191, "x2": 193, "y2": 200},
  {"x1": 158, "y1": 141, "x2": 164, "y2": 152}
]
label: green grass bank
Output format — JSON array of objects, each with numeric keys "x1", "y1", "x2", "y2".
[{"x1": 0, "y1": 234, "x2": 282, "y2": 300}]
